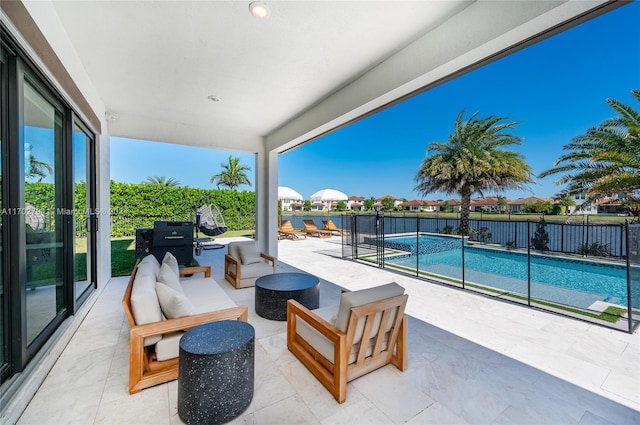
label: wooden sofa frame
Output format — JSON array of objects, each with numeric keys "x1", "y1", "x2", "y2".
[
  {"x1": 122, "y1": 260, "x2": 249, "y2": 394},
  {"x1": 286, "y1": 294, "x2": 408, "y2": 403}
]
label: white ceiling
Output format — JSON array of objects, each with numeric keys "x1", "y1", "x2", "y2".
[{"x1": 32, "y1": 0, "x2": 611, "y2": 154}]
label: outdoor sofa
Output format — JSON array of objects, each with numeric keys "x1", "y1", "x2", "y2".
[{"x1": 122, "y1": 253, "x2": 248, "y2": 394}]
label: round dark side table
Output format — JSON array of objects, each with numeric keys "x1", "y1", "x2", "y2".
[
  {"x1": 255, "y1": 272, "x2": 320, "y2": 321},
  {"x1": 177, "y1": 320, "x2": 254, "y2": 425}
]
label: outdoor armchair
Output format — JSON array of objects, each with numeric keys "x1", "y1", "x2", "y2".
[
  {"x1": 286, "y1": 282, "x2": 408, "y2": 403},
  {"x1": 224, "y1": 240, "x2": 277, "y2": 288}
]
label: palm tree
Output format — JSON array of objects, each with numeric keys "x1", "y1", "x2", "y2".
[
  {"x1": 414, "y1": 110, "x2": 534, "y2": 236},
  {"x1": 210, "y1": 155, "x2": 252, "y2": 190},
  {"x1": 27, "y1": 154, "x2": 53, "y2": 182},
  {"x1": 538, "y1": 89, "x2": 640, "y2": 201},
  {"x1": 145, "y1": 176, "x2": 181, "y2": 187}
]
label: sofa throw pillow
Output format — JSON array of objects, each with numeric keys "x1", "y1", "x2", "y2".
[
  {"x1": 162, "y1": 252, "x2": 180, "y2": 278},
  {"x1": 157, "y1": 262, "x2": 183, "y2": 294},
  {"x1": 238, "y1": 243, "x2": 263, "y2": 265},
  {"x1": 155, "y1": 282, "x2": 194, "y2": 319}
]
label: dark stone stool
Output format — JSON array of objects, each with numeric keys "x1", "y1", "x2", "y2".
[
  {"x1": 178, "y1": 320, "x2": 255, "y2": 425},
  {"x1": 255, "y1": 272, "x2": 320, "y2": 321}
]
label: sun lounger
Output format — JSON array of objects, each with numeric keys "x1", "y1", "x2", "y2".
[
  {"x1": 322, "y1": 219, "x2": 344, "y2": 235},
  {"x1": 302, "y1": 219, "x2": 332, "y2": 238},
  {"x1": 279, "y1": 220, "x2": 307, "y2": 241}
]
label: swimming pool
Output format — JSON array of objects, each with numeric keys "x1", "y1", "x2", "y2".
[{"x1": 384, "y1": 234, "x2": 632, "y2": 309}]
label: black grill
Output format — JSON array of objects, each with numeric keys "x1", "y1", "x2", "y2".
[{"x1": 151, "y1": 221, "x2": 194, "y2": 265}]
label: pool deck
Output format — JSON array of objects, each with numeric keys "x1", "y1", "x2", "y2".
[{"x1": 13, "y1": 236, "x2": 640, "y2": 425}]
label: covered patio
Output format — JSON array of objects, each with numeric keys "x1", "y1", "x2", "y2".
[
  {"x1": 1, "y1": 1, "x2": 638, "y2": 423},
  {"x1": 14, "y1": 237, "x2": 640, "y2": 424}
]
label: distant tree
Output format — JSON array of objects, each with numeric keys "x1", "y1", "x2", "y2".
[
  {"x1": 381, "y1": 198, "x2": 395, "y2": 211},
  {"x1": 539, "y1": 89, "x2": 640, "y2": 200},
  {"x1": 415, "y1": 110, "x2": 534, "y2": 236},
  {"x1": 303, "y1": 200, "x2": 311, "y2": 211},
  {"x1": 145, "y1": 175, "x2": 181, "y2": 187},
  {"x1": 440, "y1": 201, "x2": 453, "y2": 213},
  {"x1": 523, "y1": 200, "x2": 553, "y2": 214},
  {"x1": 335, "y1": 200, "x2": 347, "y2": 211},
  {"x1": 363, "y1": 198, "x2": 375, "y2": 211},
  {"x1": 531, "y1": 219, "x2": 550, "y2": 251},
  {"x1": 496, "y1": 195, "x2": 508, "y2": 213},
  {"x1": 210, "y1": 155, "x2": 252, "y2": 190}
]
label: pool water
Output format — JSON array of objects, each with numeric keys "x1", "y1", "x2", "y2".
[{"x1": 386, "y1": 236, "x2": 631, "y2": 309}]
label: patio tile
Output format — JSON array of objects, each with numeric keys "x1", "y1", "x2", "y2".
[{"x1": 14, "y1": 235, "x2": 640, "y2": 425}]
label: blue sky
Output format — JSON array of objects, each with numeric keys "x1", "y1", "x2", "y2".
[{"x1": 111, "y1": 2, "x2": 640, "y2": 202}]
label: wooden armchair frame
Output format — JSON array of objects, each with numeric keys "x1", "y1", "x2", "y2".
[
  {"x1": 302, "y1": 219, "x2": 333, "y2": 238},
  {"x1": 122, "y1": 261, "x2": 249, "y2": 394},
  {"x1": 286, "y1": 294, "x2": 408, "y2": 403}
]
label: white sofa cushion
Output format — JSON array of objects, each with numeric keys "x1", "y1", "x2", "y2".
[
  {"x1": 155, "y1": 282, "x2": 195, "y2": 319},
  {"x1": 137, "y1": 254, "x2": 160, "y2": 278},
  {"x1": 162, "y1": 251, "x2": 180, "y2": 277},
  {"x1": 130, "y1": 273, "x2": 163, "y2": 346},
  {"x1": 154, "y1": 277, "x2": 239, "y2": 361},
  {"x1": 157, "y1": 262, "x2": 183, "y2": 294}
]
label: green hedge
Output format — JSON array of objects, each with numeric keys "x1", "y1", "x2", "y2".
[
  {"x1": 24, "y1": 181, "x2": 255, "y2": 237},
  {"x1": 110, "y1": 181, "x2": 255, "y2": 236}
]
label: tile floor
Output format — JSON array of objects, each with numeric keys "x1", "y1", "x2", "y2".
[{"x1": 15, "y1": 236, "x2": 640, "y2": 424}]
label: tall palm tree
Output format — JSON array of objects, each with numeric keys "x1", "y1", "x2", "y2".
[
  {"x1": 27, "y1": 155, "x2": 53, "y2": 182},
  {"x1": 415, "y1": 110, "x2": 534, "y2": 236},
  {"x1": 210, "y1": 155, "x2": 252, "y2": 190},
  {"x1": 538, "y1": 89, "x2": 640, "y2": 201},
  {"x1": 145, "y1": 176, "x2": 181, "y2": 187}
]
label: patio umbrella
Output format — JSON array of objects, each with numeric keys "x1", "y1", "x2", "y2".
[
  {"x1": 310, "y1": 188, "x2": 348, "y2": 218},
  {"x1": 278, "y1": 186, "x2": 303, "y2": 202}
]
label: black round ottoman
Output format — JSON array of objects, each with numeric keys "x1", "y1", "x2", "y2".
[
  {"x1": 178, "y1": 320, "x2": 255, "y2": 425},
  {"x1": 255, "y1": 272, "x2": 320, "y2": 321}
]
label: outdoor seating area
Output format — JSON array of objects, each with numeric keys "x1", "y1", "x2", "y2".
[{"x1": 13, "y1": 236, "x2": 639, "y2": 425}]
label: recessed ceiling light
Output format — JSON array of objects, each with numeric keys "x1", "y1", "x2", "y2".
[
  {"x1": 249, "y1": 2, "x2": 269, "y2": 19},
  {"x1": 207, "y1": 95, "x2": 221, "y2": 102}
]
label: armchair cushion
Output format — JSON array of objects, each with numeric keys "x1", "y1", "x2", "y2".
[
  {"x1": 155, "y1": 282, "x2": 195, "y2": 319},
  {"x1": 238, "y1": 242, "x2": 262, "y2": 265},
  {"x1": 335, "y1": 282, "x2": 405, "y2": 343}
]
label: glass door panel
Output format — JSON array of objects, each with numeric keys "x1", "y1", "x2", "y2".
[
  {"x1": 72, "y1": 124, "x2": 93, "y2": 301},
  {"x1": 23, "y1": 80, "x2": 64, "y2": 346}
]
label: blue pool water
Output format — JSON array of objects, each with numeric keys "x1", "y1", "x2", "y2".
[{"x1": 384, "y1": 235, "x2": 632, "y2": 309}]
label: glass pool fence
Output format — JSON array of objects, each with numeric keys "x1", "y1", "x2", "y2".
[{"x1": 340, "y1": 213, "x2": 639, "y2": 333}]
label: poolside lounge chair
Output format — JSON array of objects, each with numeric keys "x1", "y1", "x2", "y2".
[
  {"x1": 302, "y1": 219, "x2": 332, "y2": 238},
  {"x1": 322, "y1": 219, "x2": 345, "y2": 236},
  {"x1": 279, "y1": 220, "x2": 307, "y2": 241},
  {"x1": 286, "y1": 282, "x2": 408, "y2": 403}
]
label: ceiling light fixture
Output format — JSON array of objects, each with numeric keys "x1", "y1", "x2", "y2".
[
  {"x1": 249, "y1": 2, "x2": 269, "y2": 19},
  {"x1": 207, "y1": 95, "x2": 221, "y2": 102}
]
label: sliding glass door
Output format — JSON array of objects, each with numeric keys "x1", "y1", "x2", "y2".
[{"x1": 23, "y1": 79, "x2": 66, "y2": 347}]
